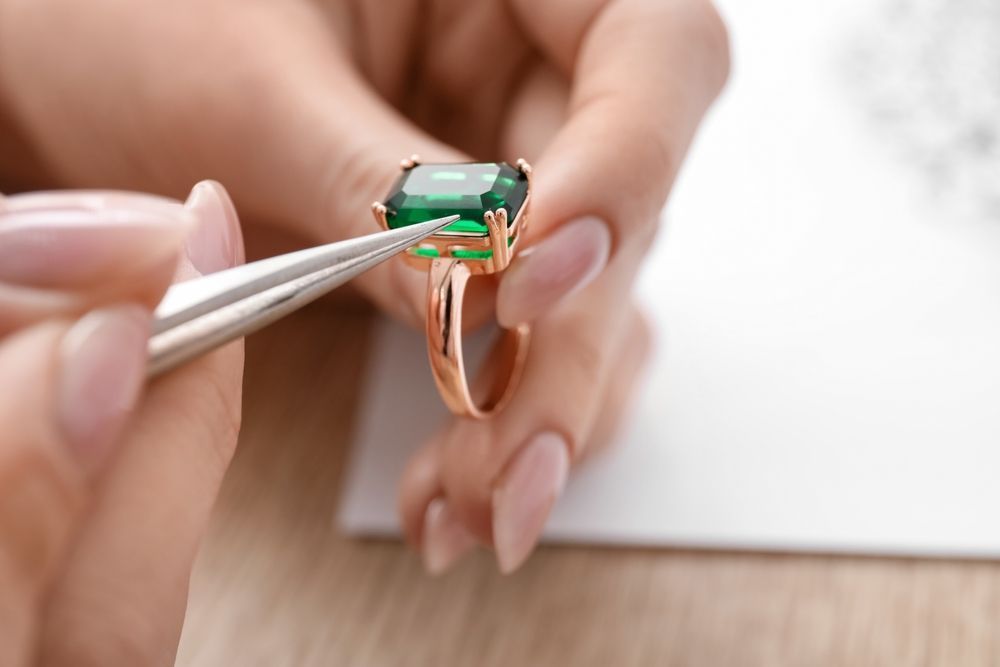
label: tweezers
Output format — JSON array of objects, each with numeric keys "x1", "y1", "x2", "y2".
[{"x1": 147, "y1": 214, "x2": 459, "y2": 377}]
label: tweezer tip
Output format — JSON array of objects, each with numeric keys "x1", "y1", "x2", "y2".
[
  {"x1": 397, "y1": 214, "x2": 460, "y2": 240},
  {"x1": 421, "y1": 214, "x2": 460, "y2": 230}
]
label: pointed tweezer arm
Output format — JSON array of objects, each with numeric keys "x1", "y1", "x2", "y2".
[{"x1": 147, "y1": 215, "x2": 457, "y2": 377}]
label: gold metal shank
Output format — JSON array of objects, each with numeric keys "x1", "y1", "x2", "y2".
[{"x1": 426, "y1": 258, "x2": 531, "y2": 419}]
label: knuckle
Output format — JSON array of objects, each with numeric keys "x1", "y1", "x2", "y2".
[
  {"x1": 43, "y1": 595, "x2": 161, "y2": 667},
  {"x1": 320, "y1": 137, "x2": 392, "y2": 235},
  {"x1": 0, "y1": 444, "x2": 83, "y2": 589},
  {"x1": 169, "y1": 362, "x2": 243, "y2": 470},
  {"x1": 592, "y1": 108, "x2": 683, "y2": 238},
  {"x1": 605, "y1": 123, "x2": 678, "y2": 239},
  {"x1": 642, "y1": 125, "x2": 682, "y2": 195}
]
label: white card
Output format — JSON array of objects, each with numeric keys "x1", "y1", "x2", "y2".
[{"x1": 339, "y1": 0, "x2": 1000, "y2": 557}]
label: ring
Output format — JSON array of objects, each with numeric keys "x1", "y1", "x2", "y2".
[{"x1": 372, "y1": 156, "x2": 533, "y2": 419}]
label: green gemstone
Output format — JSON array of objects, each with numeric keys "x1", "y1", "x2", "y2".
[
  {"x1": 451, "y1": 248, "x2": 493, "y2": 260},
  {"x1": 448, "y1": 237, "x2": 515, "y2": 260},
  {"x1": 409, "y1": 246, "x2": 441, "y2": 258},
  {"x1": 407, "y1": 237, "x2": 515, "y2": 260},
  {"x1": 383, "y1": 162, "x2": 528, "y2": 237}
]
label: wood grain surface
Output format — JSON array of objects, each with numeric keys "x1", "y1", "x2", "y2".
[{"x1": 175, "y1": 303, "x2": 1000, "y2": 667}]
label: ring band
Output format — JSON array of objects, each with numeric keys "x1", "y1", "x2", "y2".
[
  {"x1": 427, "y1": 258, "x2": 530, "y2": 418},
  {"x1": 374, "y1": 157, "x2": 533, "y2": 419}
]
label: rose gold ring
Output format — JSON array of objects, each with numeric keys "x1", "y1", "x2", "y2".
[{"x1": 373, "y1": 157, "x2": 533, "y2": 419}]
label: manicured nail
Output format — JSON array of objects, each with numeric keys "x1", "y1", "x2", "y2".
[
  {"x1": 492, "y1": 432, "x2": 570, "y2": 574},
  {"x1": 496, "y1": 217, "x2": 610, "y2": 327},
  {"x1": 422, "y1": 498, "x2": 477, "y2": 575},
  {"x1": 0, "y1": 192, "x2": 190, "y2": 288},
  {"x1": 58, "y1": 305, "x2": 150, "y2": 471},
  {"x1": 183, "y1": 180, "x2": 242, "y2": 275}
]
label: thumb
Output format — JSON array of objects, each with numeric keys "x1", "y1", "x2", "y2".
[{"x1": 0, "y1": 306, "x2": 149, "y2": 666}]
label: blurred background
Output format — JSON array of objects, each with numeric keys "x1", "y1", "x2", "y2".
[
  {"x1": 344, "y1": 0, "x2": 1000, "y2": 557},
  {"x1": 179, "y1": 0, "x2": 1000, "y2": 664}
]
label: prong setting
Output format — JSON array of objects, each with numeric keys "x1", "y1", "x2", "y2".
[
  {"x1": 371, "y1": 201, "x2": 389, "y2": 230},
  {"x1": 486, "y1": 207, "x2": 511, "y2": 271},
  {"x1": 400, "y1": 154, "x2": 422, "y2": 170}
]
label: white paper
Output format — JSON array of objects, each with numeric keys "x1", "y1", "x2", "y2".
[{"x1": 338, "y1": 0, "x2": 1000, "y2": 557}]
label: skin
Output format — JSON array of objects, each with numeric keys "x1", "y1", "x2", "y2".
[
  {"x1": 0, "y1": 187, "x2": 246, "y2": 665},
  {"x1": 0, "y1": 0, "x2": 729, "y2": 662}
]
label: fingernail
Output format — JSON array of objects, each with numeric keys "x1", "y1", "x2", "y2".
[
  {"x1": 0, "y1": 194, "x2": 190, "y2": 288},
  {"x1": 183, "y1": 180, "x2": 242, "y2": 275},
  {"x1": 496, "y1": 217, "x2": 610, "y2": 327},
  {"x1": 58, "y1": 305, "x2": 150, "y2": 472},
  {"x1": 492, "y1": 432, "x2": 570, "y2": 574},
  {"x1": 422, "y1": 498, "x2": 477, "y2": 575}
]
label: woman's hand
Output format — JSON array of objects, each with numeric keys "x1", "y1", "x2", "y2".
[
  {"x1": 0, "y1": 183, "x2": 245, "y2": 665},
  {"x1": 0, "y1": 0, "x2": 730, "y2": 573}
]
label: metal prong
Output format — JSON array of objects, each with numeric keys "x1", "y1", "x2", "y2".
[
  {"x1": 371, "y1": 201, "x2": 389, "y2": 230},
  {"x1": 515, "y1": 158, "x2": 532, "y2": 183},
  {"x1": 400, "y1": 154, "x2": 422, "y2": 170},
  {"x1": 486, "y1": 208, "x2": 510, "y2": 271}
]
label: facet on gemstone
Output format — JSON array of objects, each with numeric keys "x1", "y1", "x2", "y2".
[{"x1": 383, "y1": 162, "x2": 529, "y2": 238}]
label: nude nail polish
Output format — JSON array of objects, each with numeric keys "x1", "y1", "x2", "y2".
[
  {"x1": 422, "y1": 498, "x2": 477, "y2": 575},
  {"x1": 183, "y1": 180, "x2": 243, "y2": 275},
  {"x1": 492, "y1": 432, "x2": 570, "y2": 574}
]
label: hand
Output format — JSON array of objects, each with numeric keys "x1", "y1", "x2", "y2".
[
  {"x1": 0, "y1": 182, "x2": 245, "y2": 665},
  {"x1": 0, "y1": 0, "x2": 730, "y2": 573}
]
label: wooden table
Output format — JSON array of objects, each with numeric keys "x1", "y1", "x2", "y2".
[{"x1": 176, "y1": 303, "x2": 1000, "y2": 666}]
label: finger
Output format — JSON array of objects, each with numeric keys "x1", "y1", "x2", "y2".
[
  {"x1": 401, "y1": 303, "x2": 651, "y2": 575},
  {"x1": 579, "y1": 307, "x2": 652, "y2": 462},
  {"x1": 0, "y1": 306, "x2": 150, "y2": 667},
  {"x1": 397, "y1": 435, "x2": 482, "y2": 576},
  {"x1": 496, "y1": 0, "x2": 730, "y2": 326},
  {"x1": 38, "y1": 199, "x2": 246, "y2": 666},
  {"x1": 0, "y1": 186, "x2": 223, "y2": 333},
  {"x1": 399, "y1": 436, "x2": 445, "y2": 550}
]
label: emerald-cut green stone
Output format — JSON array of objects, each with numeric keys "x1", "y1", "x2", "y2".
[{"x1": 383, "y1": 162, "x2": 528, "y2": 237}]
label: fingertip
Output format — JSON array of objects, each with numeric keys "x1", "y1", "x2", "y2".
[
  {"x1": 398, "y1": 438, "x2": 445, "y2": 549},
  {"x1": 422, "y1": 498, "x2": 477, "y2": 575},
  {"x1": 492, "y1": 432, "x2": 569, "y2": 574},
  {"x1": 183, "y1": 180, "x2": 245, "y2": 275}
]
